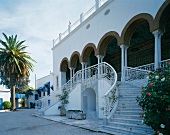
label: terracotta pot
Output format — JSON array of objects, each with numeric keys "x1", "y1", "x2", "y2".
[{"x1": 60, "y1": 108, "x2": 66, "y2": 116}]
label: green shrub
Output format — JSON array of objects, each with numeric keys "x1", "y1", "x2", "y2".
[
  {"x1": 2, "y1": 101, "x2": 11, "y2": 109},
  {"x1": 137, "y1": 63, "x2": 170, "y2": 135}
]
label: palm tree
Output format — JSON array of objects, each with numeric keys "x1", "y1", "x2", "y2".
[{"x1": 0, "y1": 33, "x2": 35, "y2": 110}]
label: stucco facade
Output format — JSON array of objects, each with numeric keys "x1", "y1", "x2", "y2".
[{"x1": 36, "y1": 0, "x2": 170, "y2": 119}]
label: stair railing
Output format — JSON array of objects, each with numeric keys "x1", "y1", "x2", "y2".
[
  {"x1": 125, "y1": 67, "x2": 150, "y2": 82},
  {"x1": 35, "y1": 62, "x2": 116, "y2": 113},
  {"x1": 103, "y1": 64, "x2": 118, "y2": 120}
]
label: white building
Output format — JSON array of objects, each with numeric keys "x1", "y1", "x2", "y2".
[
  {"x1": 0, "y1": 86, "x2": 10, "y2": 110},
  {"x1": 35, "y1": 0, "x2": 169, "y2": 134}
]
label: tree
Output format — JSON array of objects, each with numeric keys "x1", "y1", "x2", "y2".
[
  {"x1": 0, "y1": 76, "x2": 30, "y2": 94},
  {"x1": 0, "y1": 33, "x2": 35, "y2": 110}
]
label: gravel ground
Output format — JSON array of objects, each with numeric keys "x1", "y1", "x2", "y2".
[{"x1": 0, "y1": 109, "x2": 109, "y2": 135}]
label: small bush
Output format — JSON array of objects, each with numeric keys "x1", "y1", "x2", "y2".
[{"x1": 2, "y1": 101, "x2": 11, "y2": 109}]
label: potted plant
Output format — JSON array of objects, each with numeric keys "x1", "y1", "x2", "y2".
[
  {"x1": 58, "y1": 88, "x2": 69, "y2": 116},
  {"x1": 66, "y1": 110, "x2": 86, "y2": 120}
]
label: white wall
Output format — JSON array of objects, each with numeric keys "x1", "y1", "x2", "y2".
[
  {"x1": 44, "y1": 101, "x2": 60, "y2": 115},
  {"x1": 52, "y1": 0, "x2": 165, "y2": 90},
  {"x1": 0, "y1": 85, "x2": 10, "y2": 102},
  {"x1": 36, "y1": 73, "x2": 53, "y2": 89},
  {"x1": 27, "y1": 91, "x2": 39, "y2": 108},
  {"x1": 98, "y1": 79, "x2": 111, "y2": 118},
  {"x1": 66, "y1": 84, "x2": 81, "y2": 110},
  {"x1": 0, "y1": 90, "x2": 10, "y2": 102}
]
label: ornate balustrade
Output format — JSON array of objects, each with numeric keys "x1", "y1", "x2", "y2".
[
  {"x1": 160, "y1": 59, "x2": 170, "y2": 68},
  {"x1": 103, "y1": 64, "x2": 118, "y2": 120},
  {"x1": 35, "y1": 62, "x2": 117, "y2": 114},
  {"x1": 125, "y1": 67, "x2": 150, "y2": 81},
  {"x1": 53, "y1": 0, "x2": 109, "y2": 46},
  {"x1": 135, "y1": 63, "x2": 154, "y2": 71}
]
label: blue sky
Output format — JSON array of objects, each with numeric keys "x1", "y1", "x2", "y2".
[{"x1": 0, "y1": 0, "x2": 94, "y2": 88}]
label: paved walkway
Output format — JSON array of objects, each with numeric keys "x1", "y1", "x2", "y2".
[
  {"x1": 0, "y1": 109, "x2": 109, "y2": 135},
  {"x1": 33, "y1": 113, "x2": 105, "y2": 132}
]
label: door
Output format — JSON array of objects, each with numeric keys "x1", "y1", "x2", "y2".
[
  {"x1": 0, "y1": 98, "x2": 3, "y2": 110},
  {"x1": 83, "y1": 96, "x2": 87, "y2": 111}
]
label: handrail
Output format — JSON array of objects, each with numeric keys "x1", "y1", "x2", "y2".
[
  {"x1": 135, "y1": 63, "x2": 154, "y2": 71},
  {"x1": 125, "y1": 66, "x2": 150, "y2": 82},
  {"x1": 103, "y1": 63, "x2": 118, "y2": 119},
  {"x1": 35, "y1": 62, "x2": 117, "y2": 113}
]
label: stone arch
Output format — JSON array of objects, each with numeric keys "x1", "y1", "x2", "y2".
[
  {"x1": 81, "y1": 43, "x2": 97, "y2": 62},
  {"x1": 97, "y1": 31, "x2": 121, "y2": 56},
  {"x1": 60, "y1": 57, "x2": 70, "y2": 72},
  {"x1": 82, "y1": 88, "x2": 96, "y2": 112},
  {"x1": 70, "y1": 51, "x2": 81, "y2": 68},
  {"x1": 154, "y1": 1, "x2": 170, "y2": 32},
  {"x1": 121, "y1": 13, "x2": 154, "y2": 46}
]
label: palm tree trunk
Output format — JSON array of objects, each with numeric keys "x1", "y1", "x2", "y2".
[
  {"x1": 10, "y1": 73, "x2": 16, "y2": 111},
  {"x1": 11, "y1": 85, "x2": 16, "y2": 110}
]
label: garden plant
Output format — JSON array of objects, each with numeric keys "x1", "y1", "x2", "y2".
[{"x1": 137, "y1": 63, "x2": 170, "y2": 135}]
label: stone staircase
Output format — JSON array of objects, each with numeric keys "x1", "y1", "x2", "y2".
[{"x1": 102, "y1": 82, "x2": 154, "y2": 135}]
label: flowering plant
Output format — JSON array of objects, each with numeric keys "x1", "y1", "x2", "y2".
[{"x1": 137, "y1": 63, "x2": 170, "y2": 135}]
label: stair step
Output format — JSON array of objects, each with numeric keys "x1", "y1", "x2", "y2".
[
  {"x1": 116, "y1": 107, "x2": 142, "y2": 110},
  {"x1": 108, "y1": 121, "x2": 153, "y2": 132},
  {"x1": 118, "y1": 103, "x2": 140, "y2": 107},
  {"x1": 103, "y1": 125, "x2": 153, "y2": 135},
  {"x1": 103, "y1": 82, "x2": 154, "y2": 134},
  {"x1": 115, "y1": 110, "x2": 142, "y2": 115},
  {"x1": 113, "y1": 114, "x2": 140, "y2": 119},
  {"x1": 110, "y1": 117, "x2": 143, "y2": 124}
]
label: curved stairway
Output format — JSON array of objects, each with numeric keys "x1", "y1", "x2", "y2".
[
  {"x1": 35, "y1": 62, "x2": 117, "y2": 116},
  {"x1": 102, "y1": 82, "x2": 154, "y2": 135}
]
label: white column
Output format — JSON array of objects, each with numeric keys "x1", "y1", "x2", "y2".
[
  {"x1": 97, "y1": 55, "x2": 101, "y2": 78},
  {"x1": 152, "y1": 30, "x2": 162, "y2": 70},
  {"x1": 124, "y1": 45, "x2": 129, "y2": 68},
  {"x1": 72, "y1": 68, "x2": 76, "y2": 76},
  {"x1": 68, "y1": 22, "x2": 71, "y2": 33},
  {"x1": 97, "y1": 55, "x2": 104, "y2": 78},
  {"x1": 81, "y1": 62, "x2": 85, "y2": 81},
  {"x1": 84, "y1": 62, "x2": 88, "y2": 79},
  {"x1": 95, "y1": 0, "x2": 99, "y2": 10},
  {"x1": 152, "y1": 30, "x2": 163, "y2": 70},
  {"x1": 120, "y1": 45, "x2": 125, "y2": 82},
  {"x1": 59, "y1": 33, "x2": 62, "y2": 41},
  {"x1": 80, "y1": 13, "x2": 84, "y2": 23},
  {"x1": 70, "y1": 68, "x2": 73, "y2": 79}
]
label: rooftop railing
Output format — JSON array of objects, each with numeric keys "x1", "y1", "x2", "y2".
[{"x1": 53, "y1": 0, "x2": 109, "y2": 47}]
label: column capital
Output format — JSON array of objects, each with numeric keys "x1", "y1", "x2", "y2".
[
  {"x1": 81, "y1": 62, "x2": 88, "y2": 64},
  {"x1": 152, "y1": 29, "x2": 163, "y2": 36},
  {"x1": 120, "y1": 44, "x2": 129, "y2": 49},
  {"x1": 96, "y1": 55, "x2": 104, "y2": 59},
  {"x1": 70, "y1": 67, "x2": 75, "y2": 70}
]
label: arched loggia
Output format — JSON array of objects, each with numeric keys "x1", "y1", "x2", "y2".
[
  {"x1": 155, "y1": 1, "x2": 170, "y2": 61},
  {"x1": 97, "y1": 32, "x2": 121, "y2": 80},
  {"x1": 60, "y1": 58, "x2": 70, "y2": 85},
  {"x1": 121, "y1": 14, "x2": 154, "y2": 68},
  {"x1": 70, "y1": 51, "x2": 82, "y2": 78},
  {"x1": 81, "y1": 43, "x2": 97, "y2": 67}
]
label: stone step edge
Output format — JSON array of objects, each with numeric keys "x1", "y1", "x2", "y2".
[
  {"x1": 103, "y1": 125, "x2": 151, "y2": 135},
  {"x1": 108, "y1": 121, "x2": 152, "y2": 129},
  {"x1": 111, "y1": 118, "x2": 142, "y2": 122}
]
